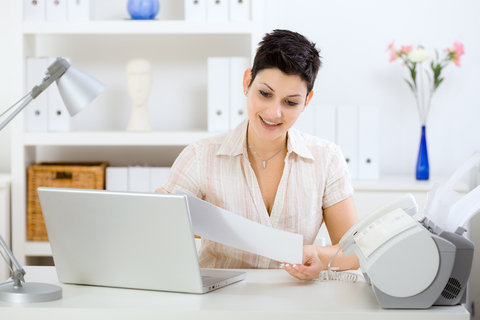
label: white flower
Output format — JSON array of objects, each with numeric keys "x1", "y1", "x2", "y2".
[{"x1": 407, "y1": 48, "x2": 431, "y2": 62}]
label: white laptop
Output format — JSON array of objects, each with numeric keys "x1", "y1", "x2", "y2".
[{"x1": 37, "y1": 187, "x2": 246, "y2": 294}]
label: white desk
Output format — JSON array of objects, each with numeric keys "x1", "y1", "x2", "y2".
[{"x1": 0, "y1": 266, "x2": 469, "y2": 320}]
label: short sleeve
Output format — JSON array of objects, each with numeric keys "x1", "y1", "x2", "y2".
[
  {"x1": 322, "y1": 145, "x2": 354, "y2": 208},
  {"x1": 162, "y1": 144, "x2": 204, "y2": 199}
]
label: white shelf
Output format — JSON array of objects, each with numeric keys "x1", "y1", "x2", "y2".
[
  {"x1": 24, "y1": 241, "x2": 52, "y2": 257},
  {"x1": 23, "y1": 131, "x2": 225, "y2": 146},
  {"x1": 11, "y1": 0, "x2": 265, "y2": 265},
  {"x1": 23, "y1": 20, "x2": 254, "y2": 35},
  {"x1": 352, "y1": 175, "x2": 469, "y2": 192}
]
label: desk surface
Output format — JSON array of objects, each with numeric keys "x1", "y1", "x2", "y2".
[{"x1": 0, "y1": 266, "x2": 469, "y2": 320}]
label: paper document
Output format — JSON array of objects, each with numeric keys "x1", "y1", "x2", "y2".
[{"x1": 178, "y1": 191, "x2": 303, "y2": 264}]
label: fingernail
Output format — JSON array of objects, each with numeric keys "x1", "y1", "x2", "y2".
[
  {"x1": 293, "y1": 264, "x2": 299, "y2": 270},
  {"x1": 280, "y1": 264, "x2": 284, "y2": 268},
  {"x1": 285, "y1": 264, "x2": 290, "y2": 267}
]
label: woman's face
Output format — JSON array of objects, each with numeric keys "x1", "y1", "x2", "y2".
[{"x1": 243, "y1": 68, "x2": 313, "y2": 143}]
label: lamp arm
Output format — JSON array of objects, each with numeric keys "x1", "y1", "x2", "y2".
[
  {"x1": 0, "y1": 95, "x2": 34, "y2": 131},
  {"x1": 0, "y1": 234, "x2": 24, "y2": 276},
  {"x1": 0, "y1": 66, "x2": 66, "y2": 132}
]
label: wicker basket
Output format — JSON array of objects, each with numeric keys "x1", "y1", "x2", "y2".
[{"x1": 27, "y1": 162, "x2": 108, "y2": 241}]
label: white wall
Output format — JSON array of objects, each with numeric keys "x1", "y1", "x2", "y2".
[
  {"x1": 1, "y1": 0, "x2": 479, "y2": 177},
  {"x1": 264, "y1": 0, "x2": 480, "y2": 178},
  {"x1": 0, "y1": 0, "x2": 11, "y2": 173}
]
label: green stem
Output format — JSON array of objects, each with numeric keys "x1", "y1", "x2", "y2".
[
  {"x1": 411, "y1": 82, "x2": 423, "y2": 125},
  {"x1": 424, "y1": 87, "x2": 434, "y2": 125},
  {"x1": 418, "y1": 62, "x2": 425, "y2": 125}
]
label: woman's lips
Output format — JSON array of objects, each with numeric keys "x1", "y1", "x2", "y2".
[{"x1": 259, "y1": 115, "x2": 282, "y2": 131}]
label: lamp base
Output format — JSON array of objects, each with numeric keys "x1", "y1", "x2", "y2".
[{"x1": 0, "y1": 282, "x2": 62, "y2": 303}]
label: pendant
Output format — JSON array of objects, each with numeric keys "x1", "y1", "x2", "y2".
[{"x1": 263, "y1": 161, "x2": 266, "y2": 169}]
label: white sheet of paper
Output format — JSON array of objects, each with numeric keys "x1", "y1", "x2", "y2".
[{"x1": 177, "y1": 191, "x2": 303, "y2": 264}]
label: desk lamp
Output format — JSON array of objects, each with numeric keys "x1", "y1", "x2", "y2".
[{"x1": 0, "y1": 57, "x2": 105, "y2": 303}]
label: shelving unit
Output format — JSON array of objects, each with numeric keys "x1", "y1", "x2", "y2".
[
  {"x1": 23, "y1": 131, "x2": 224, "y2": 146},
  {"x1": 10, "y1": 0, "x2": 265, "y2": 266},
  {"x1": 23, "y1": 20, "x2": 255, "y2": 35}
]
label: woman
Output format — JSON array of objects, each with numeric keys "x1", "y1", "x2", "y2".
[{"x1": 157, "y1": 29, "x2": 359, "y2": 281}]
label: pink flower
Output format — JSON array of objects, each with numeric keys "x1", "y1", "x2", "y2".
[
  {"x1": 387, "y1": 41, "x2": 400, "y2": 62},
  {"x1": 447, "y1": 41, "x2": 465, "y2": 66},
  {"x1": 389, "y1": 50, "x2": 399, "y2": 62},
  {"x1": 401, "y1": 45, "x2": 413, "y2": 53},
  {"x1": 452, "y1": 58, "x2": 461, "y2": 66},
  {"x1": 387, "y1": 41, "x2": 395, "y2": 51},
  {"x1": 453, "y1": 41, "x2": 465, "y2": 56}
]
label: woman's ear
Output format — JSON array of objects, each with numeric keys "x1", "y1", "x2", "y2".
[
  {"x1": 243, "y1": 68, "x2": 252, "y2": 94},
  {"x1": 304, "y1": 90, "x2": 314, "y2": 110}
]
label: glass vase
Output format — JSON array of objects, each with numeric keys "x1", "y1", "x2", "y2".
[
  {"x1": 127, "y1": 0, "x2": 160, "y2": 20},
  {"x1": 416, "y1": 125, "x2": 429, "y2": 180}
]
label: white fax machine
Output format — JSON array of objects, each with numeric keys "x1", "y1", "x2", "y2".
[{"x1": 339, "y1": 154, "x2": 480, "y2": 309}]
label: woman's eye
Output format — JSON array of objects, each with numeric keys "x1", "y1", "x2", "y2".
[
  {"x1": 259, "y1": 90, "x2": 270, "y2": 98},
  {"x1": 285, "y1": 100, "x2": 298, "y2": 107}
]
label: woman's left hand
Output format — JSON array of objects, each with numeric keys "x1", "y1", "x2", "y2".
[{"x1": 281, "y1": 245, "x2": 323, "y2": 281}]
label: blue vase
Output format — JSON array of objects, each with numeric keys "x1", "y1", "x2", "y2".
[
  {"x1": 416, "y1": 126, "x2": 429, "y2": 180},
  {"x1": 127, "y1": 0, "x2": 160, "y2": 20}
]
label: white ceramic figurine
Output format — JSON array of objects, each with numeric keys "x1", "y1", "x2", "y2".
[{"x1": 126, "y1": 58, "x2": 153, "y2": 131}]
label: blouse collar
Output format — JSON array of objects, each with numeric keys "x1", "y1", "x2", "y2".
[{"x1": 216, "y1": 119, "x2": 315, "y2": 161}]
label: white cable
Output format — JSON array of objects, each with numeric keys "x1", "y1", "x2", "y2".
[
  {"x1": 314, "y1": 247, "x2": 361, "y2": 283},
  {"x1": 316, "y1": 269, "x2": 360, "y2": 282}
]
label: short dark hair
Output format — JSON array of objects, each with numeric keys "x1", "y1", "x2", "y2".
[{"x1": 249, "y1": 29, "x2": 321, "y2": 94}]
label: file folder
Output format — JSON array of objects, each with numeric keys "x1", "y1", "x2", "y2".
[
  {"x1": 46, "y1": 0, "x2": 67, "y2": 21},
  {"x1": 128, "y1": 166, "x2": 150, "y2": 193},
  {"x1": 207, "y1": 0, "x2": 229, "y2": 21},
  {"x1": 106, "y1": 167, "x2": 128, "y2": 192},
  {"x1": 358, "y1": 107, "x2": 379, "y2": 180},
  {"x1": 316, "y1": 105, "x2": 336, "y2": 143},
  {"x1": 26, "y1": 57, "x2": 48, "y2": 132},
  {"x1": 24, "y1": 0, "x2": 45, "y2": 21},
  {"x1": 229, "y1": 57, "x2": 249, "y2": 130},
  {"x1": 47, "y1": 57, "x2": 71, "y2": 132},
  {"x1": 67, "y1": 0, "x2": 91, "y2": 21},
  {"x1": 337, "y1": 105, "x2": 358, "y2": 179},
  {"x1": 229, "y1": 0, "x2": 250, "y2": 21},
  {"x1": 208, "y1": 57, "x2": 230, "y2": 132},
  {"x1": 184, "y1": 0, "x2": 207, "y2": 21}
]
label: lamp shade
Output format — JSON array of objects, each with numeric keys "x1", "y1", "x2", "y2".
[{"x1": 56, "y1": 66, "x2": 106, "y2": 117}]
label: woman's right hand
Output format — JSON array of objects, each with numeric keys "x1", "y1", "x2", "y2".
[
  {"x1": 155, "y1": 188, "x2": 169, "y2": 193},
  {"x1": 281, "y1": 245, "x2": 324, "y2": 281}
]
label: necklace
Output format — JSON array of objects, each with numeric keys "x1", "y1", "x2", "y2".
[{"x1": 248, "y1": 141, "x2": 287, "y2": 169}]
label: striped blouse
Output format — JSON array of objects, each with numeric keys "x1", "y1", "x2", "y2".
[{"x1": 162, "y1": 119, "x2": 354, "y2": 269}]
